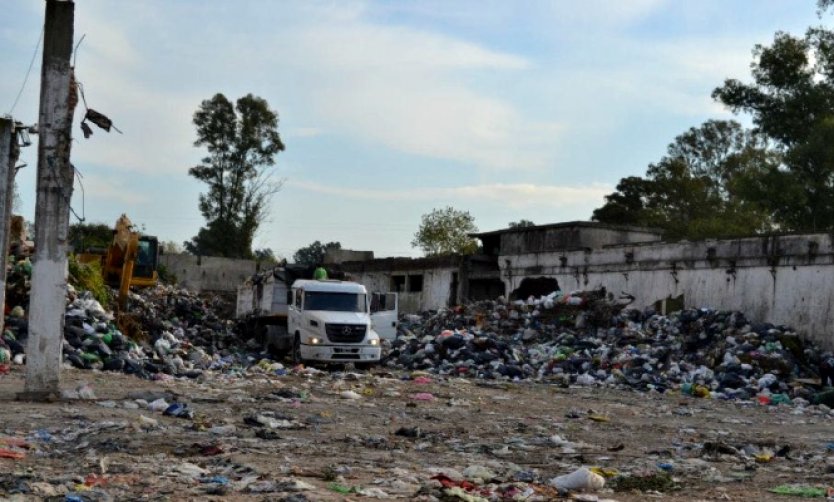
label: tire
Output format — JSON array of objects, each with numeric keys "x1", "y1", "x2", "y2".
[
  {"x1": 291, "y1": 333, "x2": 303, "y2": 365},
  {"x1": 265, "y1": 325, "x2": 289, "y2": 358}
]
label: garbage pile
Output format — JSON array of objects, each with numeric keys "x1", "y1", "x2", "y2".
[
  {"x1": 387, "y1": 289, "x2": 826, "y2": 401},
  {"x1": 1, "y1": 283, "x2": 254, "y2": 379}
]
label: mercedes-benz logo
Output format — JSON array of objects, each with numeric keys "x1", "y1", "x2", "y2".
[{"x1": 342, "y1": 327, "x2": 352, "y2": 336}]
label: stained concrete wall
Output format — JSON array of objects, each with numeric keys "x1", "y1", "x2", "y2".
[
  {"x1": 498, "y1": 233, "x2": 834, "y2": 347},
  {"x1": 160, "y1": 254, "x2": 257, "y2": 293},
  {"x1": 498, "y1": 225, "x2": 661, "y2": 255},
  {"x1": 324, "y1": 249, "x2": 374, "y2": 264},
  {"x1": 348, "y1": 267, "x2": 457, "y2": 314}
]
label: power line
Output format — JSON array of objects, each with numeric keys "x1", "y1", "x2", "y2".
[{"x1": 7, "y1": 27, "x2": 44, "y2": 115}]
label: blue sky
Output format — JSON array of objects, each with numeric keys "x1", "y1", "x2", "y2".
[{"x1": 0, "y1": 0, "x2": 826, "y2": 258}]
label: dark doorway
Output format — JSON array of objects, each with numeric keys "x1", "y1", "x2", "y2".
[{"x1": 448, "y1": 272, "x2": 459, "y2": 306}]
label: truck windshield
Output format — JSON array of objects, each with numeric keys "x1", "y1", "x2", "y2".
[{"x1": 304, "y1": 292, "x2": 366, "y2": 312}]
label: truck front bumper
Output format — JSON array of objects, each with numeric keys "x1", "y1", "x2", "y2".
[{"x1": 299, "y1": 344, "x2": 381, "y2": 363}]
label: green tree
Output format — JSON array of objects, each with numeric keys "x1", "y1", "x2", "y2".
[
  {"x1": 508, "y1": 219, "x2": 535, "y2": 228},
  {"x1": 713, "y1": 28, "x2": 834, "y2": 231},
  {"x1": 412, "y1": 206, "x2": 479, "y2": 256},
  {"x1": 68, "y1": 222, "x2": 113, "y2": 252},
  {"x1": 186, "y1": 93, "x2": 285, "y2": 258},
  {"x1": 593, "y1": 120, "x2": 776, "y2": 239},
  {"x1": 293, "y1": 241, "x2": 341, "y2": 267},
  {"x1": 254, "y1": 247, "x2": 279, "y2": 264}
]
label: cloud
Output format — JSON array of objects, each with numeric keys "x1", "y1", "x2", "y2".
[
  {"x1": 289, "y1": 179, "x2": 612, "y2": 208},
  {"x1": 65, "y1": 0, "x2": 560, "y2": 176},
  {"x1": 545, "y1": 0, "x2": 667, "y2": 29},
  {"x1": 264, "y1": 11, "x2": 561, "y2": 170}
]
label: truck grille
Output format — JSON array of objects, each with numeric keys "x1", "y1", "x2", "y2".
[{"x1": 325, "y1": 324, "x2": 367, "y2": 343}]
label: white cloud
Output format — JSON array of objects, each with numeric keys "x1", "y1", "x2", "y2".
[
  {"x1": 266, "y1": 13, "x2": 561, "y2": 170},
  {"x1": 64, "y1": 0, "x2": 559, "y2": 175},
  {"x1": 289, "y1": 179, "x2": 612, "y2": 208},
  {"x1": 545, "y1": 0, "x2": 667, "y2": 29}
]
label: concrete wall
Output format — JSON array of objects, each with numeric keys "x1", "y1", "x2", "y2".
[
  {"x1": 160, "y1": 254, "x2": 257, "y2": 293},
  {"x1": 498, "y1": 233, "x2": 834, "y2": 347},
  {"x1": 498, "y1": 225, "x2": 661, "y2": 255},
  {"x1": 324, "y1": 249, "x2": 374, "y2": 264},
  {"x1": 349, "y1": 267, "x2": 457, "y2": 314}
]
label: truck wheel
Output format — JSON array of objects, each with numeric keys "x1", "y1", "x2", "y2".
[
  {"x1": 291, "y1": 333, "x2": 303, "y2": 365},
  {"x1": 265, "y1": 326, "x2": 289, "y2": 358}
]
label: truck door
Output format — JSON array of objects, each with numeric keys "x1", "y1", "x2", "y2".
[
  {"x1": 288, "y1": 288, "x2": 302, "y2": 335},
  {"x1": 370, "y1": 292, "x2": 398, "y2": 340}
]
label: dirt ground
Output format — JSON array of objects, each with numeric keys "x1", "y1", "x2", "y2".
[{"x1": 1, "y1": 365, "x2": 833, "y2": 501}]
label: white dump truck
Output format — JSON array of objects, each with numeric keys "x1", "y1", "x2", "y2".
[{"x1": 236, "y1": 268, "x2": 397, "y2": 365}]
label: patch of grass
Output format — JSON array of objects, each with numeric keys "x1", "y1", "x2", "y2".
[{"x1": 68, "y1": 254, "x2": 111, "y2": 306}]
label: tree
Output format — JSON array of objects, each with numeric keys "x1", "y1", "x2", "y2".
[
  {"x1": 593, "y1": 120, "x2": 777, "y2": 239},
  {"x1": 68, "y1": 222, "x2": 113, "y2": 252},
  {"x1": 412, "y1": 206, "x2": 479, "y2": 256},
  {"x1": 185, "y1": 93, "x2": 285, "y2": 258},
  {"x1": 293, "y1": 241, "x2": 341, "y2": 267},
  {"x1": 160, "y1": 240, "x2": 184, "y2": 254},
  {"x1": 254, "y1": 247, "x2": 279, "y2": 264},
  {"x1": 508, "y1": 219, "x2": 535, "y2": 228},
  {"x1": 712, "y1": 28, "x2": 834, "y2": 231}
]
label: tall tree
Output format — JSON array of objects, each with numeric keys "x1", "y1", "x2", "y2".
[
  {"x1": 713, "y1": 28, "x2": 834, "y2": 231},
  {"x1": 593, "y1": 120, "x2": 777, "y2": 239},
  {"x1": 186, "y1": 93, "x2": 285, "y2": 258},
  {"x1": 68, "y1": 222, "x2": 113, "y2": 252},
  {"x1": 293, "y1": 241, "x2": 341, "y2": 267},
  {"x1": 412, "y1": 206, "x2": 479, "y2": 256}
]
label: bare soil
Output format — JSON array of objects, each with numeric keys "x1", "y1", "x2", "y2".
[{"x1": 1, "y1": 366, "x2": 832, "y2": 501}]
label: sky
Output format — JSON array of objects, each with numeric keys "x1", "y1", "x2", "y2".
[{"x1": 0, "y1": 0, "x2": 827, "y2": 259}]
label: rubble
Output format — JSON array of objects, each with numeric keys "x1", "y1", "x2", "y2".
[
  {"x1": 1, "y1": 282, "x2": 252, "y2": 381},
  {"x1": 1, "y1": 264, "x2": 834, "y2": 499},
  {"x1": 388, "y1": 290, "x2": 826, "y2": 403}
]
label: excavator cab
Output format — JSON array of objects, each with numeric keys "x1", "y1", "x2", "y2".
[{"x1": 132, "y1": 236, "x2": 159, "y2": 287}]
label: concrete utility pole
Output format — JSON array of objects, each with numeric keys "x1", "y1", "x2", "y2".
[
  {"x1": 0, "y1": 118, "x2": 20, "y2": 337},
  {"x1": 24, "y1": 0, "x2": 76, "y2": 400}
]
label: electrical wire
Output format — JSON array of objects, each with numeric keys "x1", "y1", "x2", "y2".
[
  {"x1": 7, "y1": 27, "x2": 44, "y2": 115},
  {"x1": 70, "y1": 167, "x2": 85, "y2": 223}
]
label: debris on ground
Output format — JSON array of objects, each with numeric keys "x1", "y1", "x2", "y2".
[{"x1": 1, "y1": 269, "x2": 834, "y2": 499}]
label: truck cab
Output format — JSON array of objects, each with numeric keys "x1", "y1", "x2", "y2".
[{"x1": 287, "y1": 279, "x2": 382, "y2": 365}]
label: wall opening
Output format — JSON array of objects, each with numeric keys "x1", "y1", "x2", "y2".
[
  {"x1": 448, "y1": 272, "x2": 459, "y2": 306},
  {"x1": 510, "y1": 276, "x2": 559, "y2": 300},
  {"x1": 391, "y1": 275, "x2": 406, "y2": 292},
  {"x1": 408, "y1": 274, "x2": 424, "y2": 292}
]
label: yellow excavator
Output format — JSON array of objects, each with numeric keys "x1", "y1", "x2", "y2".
[{"x1": 78, "y1": 214, "x2": 159, "y2": 310}]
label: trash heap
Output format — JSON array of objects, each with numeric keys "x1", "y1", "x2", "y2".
[
  {"x1": 1, "y1": 283, "x2": 255, "y2": 379},
  {"x1": 388, "y1": 289, "x2": 826, "y2": 401}
]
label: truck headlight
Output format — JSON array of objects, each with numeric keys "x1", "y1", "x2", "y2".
[
  {"x1": 369, "y1": 339, "x2": 379, "y2": 346},
  {"x1": 309, "y1": 337, "x2": 321, "y2": 345}
]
